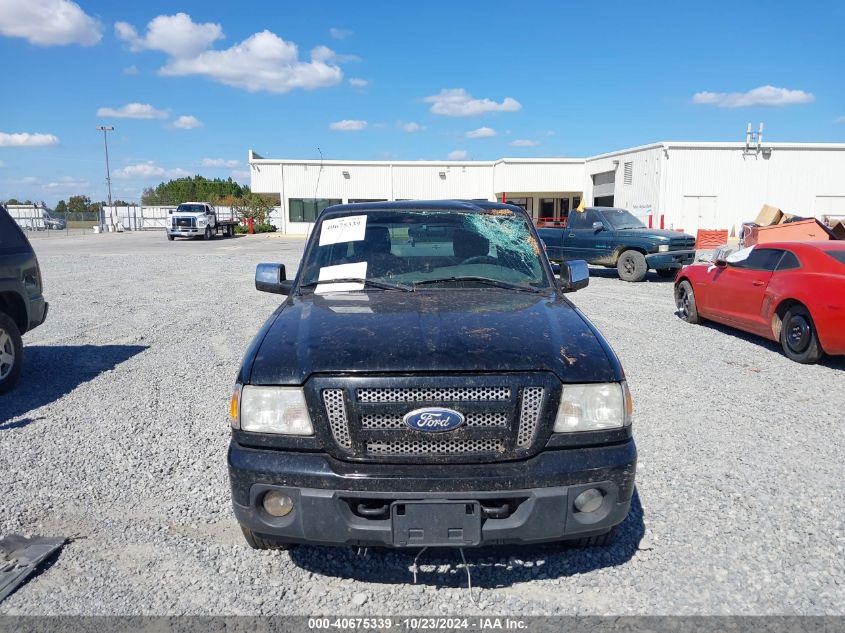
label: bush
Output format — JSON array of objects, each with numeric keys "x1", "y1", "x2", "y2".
[{"x1": 234, "y1": 223, "x2": 276, "y2": 234}]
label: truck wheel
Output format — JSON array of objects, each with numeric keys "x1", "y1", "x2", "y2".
[
  {"x1": 0, "y1": 312, "x2": 23, "y2": 394},
  {"x1": 567, "y1": 527, "x2": 617, "y2": 548},
  {"x1": 226, "y1": 225, "x2": 234, "y2": 238},
  {"x1": 167, "y1": 233, "x2": 174, "y2": 241},
  {"x1": 780, "y1": 305, "x2": 824, "y2": 364},
  {"x1": 203, "y1": 226, "x2": 212, "y2": 240},
  {"x1": 656, "y1": 269, "x2": 676, "y2": 279},
  {"x1": 674, "y1": 280, "x2": 701, "y2": 324},
  {"x1": 240, "y1": 527, "x2": 294, "y2": 551},
  {"x1": 617, "y1": 250, "x2": 647, "y2": 282}
]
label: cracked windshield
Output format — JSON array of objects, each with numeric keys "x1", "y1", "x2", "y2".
[{"x1": 299, "y1": 209, "x2": 550, "y2": 290}]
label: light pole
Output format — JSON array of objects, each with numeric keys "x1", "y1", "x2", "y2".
[{"x1": 96, "y1": 125, "x2": 114, "y2": 231}]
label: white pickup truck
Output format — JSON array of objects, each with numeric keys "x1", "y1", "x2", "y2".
[{"x1": 166, "y1": 202, "x2": 240, "y2": 240}]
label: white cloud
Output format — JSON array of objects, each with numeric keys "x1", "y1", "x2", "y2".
[
  {"x1": 330, "y1": 119, "x2": 367, "y2": 131},
  {"x1": 692, "y1": 85, "x2": 814, "y2": 108},
  {"x1": 466, "y1": 127, "x2": 496, "y2": 138},
  {"x1": 160, "y1": 30, "x2": 343, "y2": 93},
  {"x1": 202, "y1": 158, "x2": 238, "y2": 168},
  {"x1": 447, "y1": 150, "x2": 468, "y2": 160},
  {"x1": 231, "y1": 169, "x2": 250, "y2": 182},
  {"x1": 510, "y1": 139, "x2": 540, "y2": 147},
  {"x1": 123, "y1": 64, "x2": 139, "y2": 75},
  {"x1": 173, "y1": 115, "x2": 201, "y2": 129},
  {"x1": 114, "y1": 162, "x2": 190, "y2": 180},
  {"x1": 0, "y1": 0, "x2": 101, "y2": 46},
  {"x1": 349, "y1": 77, "x2": 369, "y2": 88},
  {"x1": 545, "y1": 130, "x2": 556, "y2": 136},
  {"x1": 43, "y1": 176, "x2": 88, "y2": 190},
  {"x1": 400, "y1": 122, "x2": 425, "y2": 133},
  {"x1": 115, "y1": 13, "x2": 223, "y2": 58},
  {"x1": 424, "y1": 88, "x2": 521, "y2": 117},
  {"x1": 835, "y1": 116, "x2": 845, "y2": 124},
  {"x1": 329, "y1": 27, "x2": 352, "y2": 40},
  {"x1": 97, "y1": 102, "x2": 168, "y2": 119},
  {"x1": 0, "y1": 131, "x2": 60, "y2": 147},
  {"x1": 20, "y1": 176, "x2": 38, "y2": 184},
  {"x1": 114, "y1": 162, "x2": 165, "y2": 179},
  {"x1": 0, "y1": 161, "x2": 5, "y2": 167}
]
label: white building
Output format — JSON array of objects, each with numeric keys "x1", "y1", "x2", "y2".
[{"x1": 249, "y1": 141, "x2": 845, "y2": 236}]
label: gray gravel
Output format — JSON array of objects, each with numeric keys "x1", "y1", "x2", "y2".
[{"x1": 1, "y1": 232, "x2": 843, "y2": 615}]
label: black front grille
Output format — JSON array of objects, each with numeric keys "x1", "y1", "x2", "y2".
[
  {"x1": 669, "y1": 237, "x2": 695, "y2": 250},
  {"x1": 307, "y1": 374, "x2": 560, "y2": 464},
  {"x1": 174, "y1": 216, "x2": 196, "y2": 228}
]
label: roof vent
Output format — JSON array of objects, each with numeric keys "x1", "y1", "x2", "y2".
[{"x1": 623, "y1": 162, "x2": 633, "y2": 185}]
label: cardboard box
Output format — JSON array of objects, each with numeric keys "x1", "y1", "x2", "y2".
[
  {"x1": 754, "y1": 204, "x2": 783, "y2": 226},
  {"x1": 778, "y1": 213, "x2": 798, "y2": 224}
]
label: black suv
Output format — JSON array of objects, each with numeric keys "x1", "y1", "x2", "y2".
[
  {"x1": 229, "y1": 200, "x2": 635, "y2": 550},
  {"x1": 0, "y1": 204, "x2": 48, "y2": 393}
]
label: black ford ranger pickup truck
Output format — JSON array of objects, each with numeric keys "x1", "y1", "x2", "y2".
[{"x1": 228, "y1": 200, "x2": 636, "y2": 550}]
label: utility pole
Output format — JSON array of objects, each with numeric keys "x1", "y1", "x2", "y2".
[{"x1": 96, "y1": 125, "x2": 114, "y2": 231}]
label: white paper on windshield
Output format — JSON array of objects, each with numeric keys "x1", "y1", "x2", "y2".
[
  {"x1": 319, "y1": 215, "x2": 368, "y2": 246},
  {"x1": 315, "y1": 261, "x2": 367, "y2": 294}
]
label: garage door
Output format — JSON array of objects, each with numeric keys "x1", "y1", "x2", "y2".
[{"x1": 680, "y1": 195, "x2": 718, "y2": 232}]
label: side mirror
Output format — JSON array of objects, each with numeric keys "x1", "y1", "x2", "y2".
[
  {"x1": 592, "y1": 221, "x2": 604, "y2": 232},
  {"x1": 558, "y1": 259, "x2": 589, "y2": 292},
  {"x1": 255, "y1": 263, "x2": 293, "y2": 295}
]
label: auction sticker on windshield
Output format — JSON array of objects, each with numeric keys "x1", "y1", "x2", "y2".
[
  {"x1": 319, "y1": 215, "x2": 367, "y2": 246},
  {"x1": 315, "y1": 261, "x2": 367, "y2": 294}
]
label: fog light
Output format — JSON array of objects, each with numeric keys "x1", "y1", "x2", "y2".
[
  {"x1": 262, "y1": 491, "x2": 294, "y2": 517},
  {"x1": 573, "y1": 488, "x2": 604, "y2": 513}
]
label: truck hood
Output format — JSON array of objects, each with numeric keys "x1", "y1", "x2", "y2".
[
  {"x1": 620, "y1": 228, "x2": 695, "y2": 240},
  {"x1": 247, "y1": 290, "x2": 621, "y2": 385}
]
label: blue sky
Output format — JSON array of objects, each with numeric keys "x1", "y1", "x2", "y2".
[{"x1": 1, "y1": 0, "x2": 843, "y2": 205}]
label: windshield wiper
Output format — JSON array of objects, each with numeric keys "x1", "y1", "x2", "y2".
[
  {"x1": 299, "y1": 278, "x2": 413, "y2": 292},
  {"x1": 412, "y1": 276, "x2": 544, "y2": 293}
]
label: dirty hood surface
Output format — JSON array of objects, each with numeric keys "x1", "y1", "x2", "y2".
[{"x1": 249, "y1": 290, "x2": 619, "y2": 384}]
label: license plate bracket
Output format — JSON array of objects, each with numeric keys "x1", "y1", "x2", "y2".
[{"x1": 391, "y1": 500, "x2": 481, "y2": 547}]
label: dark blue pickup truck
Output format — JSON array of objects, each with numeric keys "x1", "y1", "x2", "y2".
[{"x1": 537, "y1": 207, "x2": 696, "y2": 282}]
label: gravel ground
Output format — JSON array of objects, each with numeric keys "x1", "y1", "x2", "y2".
[{"x1": 1, "y1": 232, "x2": 843, "y2": 615}]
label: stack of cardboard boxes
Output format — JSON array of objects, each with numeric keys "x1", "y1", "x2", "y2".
[{"x1": 742, "y1": 204, "x2": 841, "y2": 247}]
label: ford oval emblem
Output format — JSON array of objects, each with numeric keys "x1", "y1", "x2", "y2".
[{"x1": 403, "y1": 407, "x2": 465, "y2": 433}]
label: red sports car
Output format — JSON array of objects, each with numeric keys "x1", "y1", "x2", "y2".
[{"x1": 674, "y1": 241, "x2": 845, "y2": 363}]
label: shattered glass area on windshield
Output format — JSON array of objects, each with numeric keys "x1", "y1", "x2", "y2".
[{"x1": 464, "y1": 212, "x2": 541, "y2": 267}]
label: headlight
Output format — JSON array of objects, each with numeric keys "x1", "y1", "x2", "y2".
[
  {"x1": 239, "y1": 386, "x2": 314, "y2": 435},
  {"x1": 198, "y1": 219, "x2": 207, "y2": 225},
  {"x1": 553, "y1": 382, "x2": 631, "y2": 433},
  {"x1": 658, "y1": 244, "x2": 670, "y2": 252}
]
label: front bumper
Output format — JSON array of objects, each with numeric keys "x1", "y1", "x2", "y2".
[
  {"x1": 228, "y1": 439, "x2": 636, "y2": 547},
  {"x1": 645, "y1": 249, "x2": 696, "y2": 270},
  {"x1": 27, "y1": 296, "x2": 48, "y2": 332},
  {"x1": 167, "y1": 227, "x2": 204, "y2": 235}
]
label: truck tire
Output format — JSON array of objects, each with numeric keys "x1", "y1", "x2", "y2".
[
  {"x1": 240, "y1": 527, "x2": 294, "y2": 551},
  {"x1": 780, "y1": 305, "x2": 824, "y2": 364},
  {"x1": 0, "y1": 312, "x2": 23, "y2": 394},
  {"x1": 674, "y1": 280, "x2": 701, "y2": 324},
  {"x1": 567, "y1": 527, "x2": 617, "y2": 548},
  {"x1": 167, "y1": 233, "x2": 174, "y2": 241},
  {"x1": 617, "y1": 250, "x2": 647, "y2": 282},
  {"x1": 203, "y1": 226, "x2": 212, "y2": 240}
]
